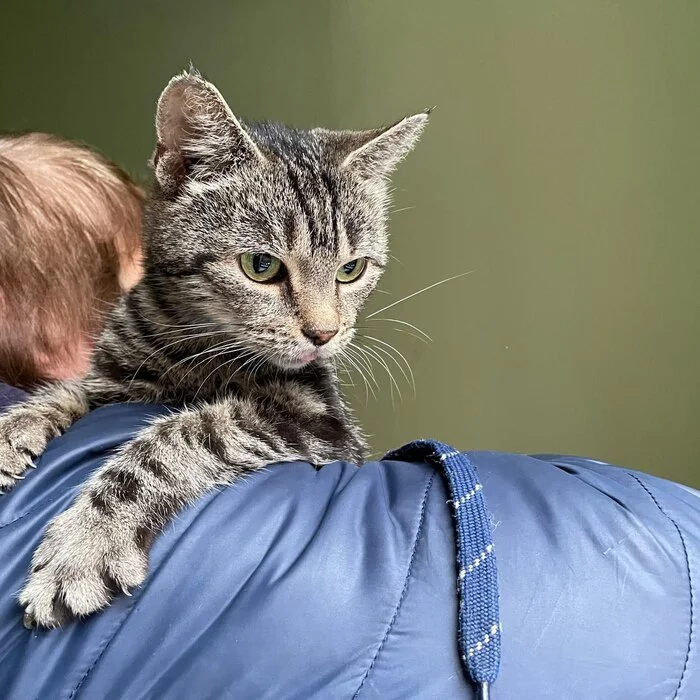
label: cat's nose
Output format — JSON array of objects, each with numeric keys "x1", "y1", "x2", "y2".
[{"x1": 302, "y1": 328, "x2": 338, "y2": 346}]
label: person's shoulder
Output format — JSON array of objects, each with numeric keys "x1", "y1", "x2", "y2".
[
  {"x1": 0, "y1": 382, "x2": 27, "y2": 413},
  {"x1": 468, "y1": 449, "x2": 699, "y2": 507},
  {"x1": 460, "y1": 450, "x2": 700, "y2": 697},
  {"x1": 0, "y1": 403, "x2": 465, "y2": 700},
  {"x1": 464, "y1": 449, "x2": 700, "y2": 547}
]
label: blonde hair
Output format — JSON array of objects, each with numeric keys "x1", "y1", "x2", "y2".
[{"x1": 0, "y1": 132, "x2": 144, "y2": 387}]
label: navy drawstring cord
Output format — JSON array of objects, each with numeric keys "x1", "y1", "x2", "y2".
[{"x1": 385, "y1": 441, "x2": 501, "y2": 699}]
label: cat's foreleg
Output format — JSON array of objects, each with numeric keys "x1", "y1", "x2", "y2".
[
  {"x1": 19, "y1": 398, "x2": 306, "y2": 628},
  {"x1": 0, "y1": 381, "x2": 91, "y2": 492}
]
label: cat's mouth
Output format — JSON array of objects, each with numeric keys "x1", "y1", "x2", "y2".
[
  {"x1": 298, "y1": 349, "x2": 319, "y2": 364},
  {"x1": 278, "y1": 348, "x2": 319, "y2": 370},
  {"x1": 269, "y1": 332, "x2": 348, "y2": 371}
]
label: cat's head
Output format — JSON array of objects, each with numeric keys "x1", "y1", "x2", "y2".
[{"x1": 145, "y1": 68, "x2": 428, "y2": 370}]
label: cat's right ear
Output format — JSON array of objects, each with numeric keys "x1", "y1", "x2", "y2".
[
  {"x1": 315, "y1": 111, "x2": 430, "y2": 182},
  {"x1": 151, "y1": 68, "x2": 265, "y2": 196}
]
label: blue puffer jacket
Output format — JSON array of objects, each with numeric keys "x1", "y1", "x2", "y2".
[
  {"x1": 0, "y1": 403, "x2": 698, "y2": 699},
  {"x1": 0, "y1": 382, "x2": 26, "y2": 414}
]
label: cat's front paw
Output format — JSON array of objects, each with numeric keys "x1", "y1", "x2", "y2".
[
  {"x1": 0, "y1": 409, "x2": 58, "y2": 493},
  {"x1": 19, "y1": 503, "x2": 148, "y2": 628}
]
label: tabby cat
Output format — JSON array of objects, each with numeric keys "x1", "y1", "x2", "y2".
[{"x1": 0, "y1": 68, "x2": 428, "y2": 628}]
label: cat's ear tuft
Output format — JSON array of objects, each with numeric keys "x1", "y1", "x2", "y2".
[
  {"x1": 151, "y1": 70, "x2": 264, "y2": 196},
  {"x1": 320, "y1": 111, "x2": 430, "y2": 180},
  {"x1": 186, "y1": 61, "x2": 202, "y2": 79}
]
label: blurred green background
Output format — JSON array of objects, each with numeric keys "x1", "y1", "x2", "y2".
[{"x1": 1, "y1": 1, "x2": 698, "y2": 484}]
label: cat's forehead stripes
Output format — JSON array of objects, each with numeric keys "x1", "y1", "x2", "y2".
[
  {"x1": 245, "y1": 122, "x2": 360, "y2": 253},
  {"x1": 283, "y1": 161, "x2": 338, "y2": 251},
  {"x1": 182, "y1": 143, "x2": 359, "y2": 260}
]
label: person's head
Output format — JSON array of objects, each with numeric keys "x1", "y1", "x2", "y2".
[{"x1": 0, "y1": 132, "x2": 144, "y2": 388}]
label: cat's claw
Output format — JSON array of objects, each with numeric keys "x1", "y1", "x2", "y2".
[
  {"x1": 23, "y1": 606, "x2": 38, "y2": 630},
  {"x1": 0, "y1": 408, "x2": 55, "y2": 493},
  {"x1": 19, "y1": 503, "x2": 148, "y2": 628}
]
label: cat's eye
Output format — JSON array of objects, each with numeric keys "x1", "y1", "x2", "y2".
[
  {"x1": 240, "y1": 252, "x2": 284, "y2": 283},
  {"x1": 336, "y1": 258, "x2": 367, "y2": 283}
]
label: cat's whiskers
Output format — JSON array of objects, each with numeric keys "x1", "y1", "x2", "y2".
[
  {"x1": 391, "y1": 328, "x2": 429, "y2": 345},
  {"x1": 345, "y1": 344, "x2": 380, "y2": 390},
  {"x1": 166, "y1": 338, "x2": 242, "y2": 377},
  {"x1": 223, "y1": 349, "x2": 263, "y2": 394},
  {"x1": 359, "y1": 335, "x2": 416, "y2": 396},
  {"x1": 390, "y1": 206, "x2": 415, "y2": 215},
  {"x1": 132, "y1": 311, "x2": 221, "y2": 332},
  {"x1": 345, "y1": 353, "x2": 373, "y2": 404},
  {"x1": 249, "y1": 354, "x2": 270, "y2": 381},
  {"x1": 334, "y1": 356, "x2": 356, "y2": 389},
  {"x1": 191, "y1": 356, "x2": 234, "y2": 402},
  {"x1": 172, "y1": 339, "x2": 252, "y2": 389},
  {"x1": 192, "y1": 347, "x2": 260, "y2": 402},
  {"x1": 364, "y1": 317, "x2": 432, "y2": 343},
  {"x1": 239, "y1": 353, "x2": 261, "y2": 383},
  {"x1": 175, "y1": 345, "x2": 242, "y2": 389},
  {"x1": 352, "y1": 347, "x2": 380, "y2": 401},
  {"x1": 344, "y1": 343, "x2": 391, "y2": 404},
  {"x1": 355, "y1": 343, "x2": 402, "y2": 403},
  {"x1": 143, "y1": 324, "x2": 222, "y2": 341},
  {"x1": 369, "y1": 325, "x2": 429, "y2": 345},
  {"x1": 338, "y1": 355, "x2": 355, "y2": 380},
  {"x1": 127, "y1": 330, "x2": 233, "y2": 390},
  {"x1": 343, "y1": 345, "x2": 377, "y2": 405},
  {"x1": 231, "y1": 349, "x2": 274, "y2": 395},
  {"x1": 366, "y1": 270, "x2": 475, "y2": 319}
]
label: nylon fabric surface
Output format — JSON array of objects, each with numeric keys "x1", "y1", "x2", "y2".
[{"x1": 0, "y1": 404, "x2": 698, "y2": 699}]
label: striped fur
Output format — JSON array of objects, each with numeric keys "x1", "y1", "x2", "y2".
[{"x1": 0, "y1": 68, "x2": 428, "y2": 628}]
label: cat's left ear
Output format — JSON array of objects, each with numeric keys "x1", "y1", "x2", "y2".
[
  {"x1": 152, "y1": 67, "x2": 265, "y2": 196},
  {"x1": 317, "y1": 111, "x2": 430, "y2": 181}
]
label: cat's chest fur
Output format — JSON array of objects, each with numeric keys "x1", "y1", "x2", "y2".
[{"x1": 89, "y1": 329, "x2": 368, "y2": 466}]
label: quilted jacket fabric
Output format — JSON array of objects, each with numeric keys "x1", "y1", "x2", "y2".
[{"x1": 0, "y1": 403, "x2": 698, "y2": 699}]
